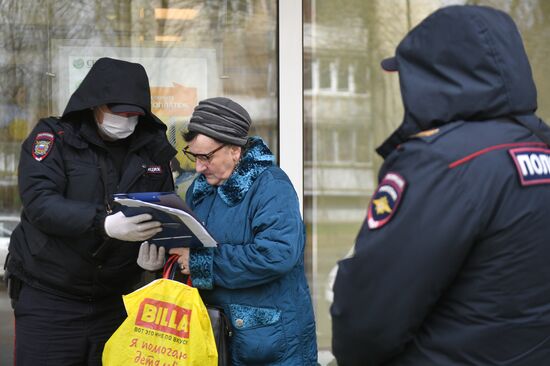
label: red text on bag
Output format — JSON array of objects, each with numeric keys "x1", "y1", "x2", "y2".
[{"x1": 135, "y1": 298, "x2": 192, "y2": 338}]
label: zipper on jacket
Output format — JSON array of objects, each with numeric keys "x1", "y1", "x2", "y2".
[
  {"x1": 122, "y1": 163, "x2": 148, "y2": 192},
  {"x1": 98, "y1": 158, "x2": 114, "y2": 214}
]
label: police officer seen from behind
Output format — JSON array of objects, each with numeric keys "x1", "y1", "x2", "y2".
[
  {"x1": 6, "y1": 57, "x2": 176, "y2": 365},
  {"x1": 331, "y1": 5, "x2": 550, "y2": 366}
]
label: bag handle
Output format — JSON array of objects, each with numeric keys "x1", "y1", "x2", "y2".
[
  {"x1": 164, "y1": 254, "x2": 234, "y2": 344},
  {"x1": 162, "y1": 254, "x2": 178, "y2": 279},
  {"x1": 163, "y1": 254, "x2": 192, "y2": 286}
]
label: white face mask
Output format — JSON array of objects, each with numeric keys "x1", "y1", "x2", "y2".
[{"x1": 98, "y1": 112, "x2": 139, "y2": 140}]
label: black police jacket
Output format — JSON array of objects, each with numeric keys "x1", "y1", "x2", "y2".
[
  {"x1": 331, "y1": 6, "x2": 550, "y2": 366},
  {"x1": 7, "y1": 57, "x2": 177, "y2": 300}
]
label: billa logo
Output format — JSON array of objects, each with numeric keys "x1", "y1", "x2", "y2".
[{"x1": 135, "y1": 298, "x2": 192, "y2": 338}]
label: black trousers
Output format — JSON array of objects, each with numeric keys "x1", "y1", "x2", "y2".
[{"x1": 14, "y1": 283, "x2": 125, "y2": 366}]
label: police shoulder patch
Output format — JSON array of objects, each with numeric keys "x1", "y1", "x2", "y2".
[
  {"x1": 509, "y1": 147, "x2": 550, "y2": 186},
  {"x1": 32, "y1": 132, "x2": 55, "y2": 161},
  {"x1": 367, "y1": 172, "x2": 407, "y2": 230}
]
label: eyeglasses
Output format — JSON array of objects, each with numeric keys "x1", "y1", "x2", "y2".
[{"x1": 182, "y1": 144, "x2": 226, "y2": 163}]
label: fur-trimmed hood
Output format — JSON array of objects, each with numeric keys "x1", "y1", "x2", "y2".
[{"x1": 190, "y1": 136, "x2": 275, "y2": 206}]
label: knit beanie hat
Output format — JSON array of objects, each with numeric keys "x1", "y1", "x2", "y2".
[{"x1": 188, "y1": 97, "x2": 252, "y2": 146}]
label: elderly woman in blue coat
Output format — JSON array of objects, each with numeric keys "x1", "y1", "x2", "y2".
[{"x1": 138, "y1": 97, "x2": 318, "y2": 365}]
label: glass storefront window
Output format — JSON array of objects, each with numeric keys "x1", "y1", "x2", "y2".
[
  {"x1": 0, "y1": 0, "x2": 277, "y2": 203},
  {"x1": 2, "y1": 0, "x2": 550, "y2": 364},
  {"x1": 0, "y1": 2, "x2": 276, "y2": 364},
  {"x1": 304, "y1": 0, "x2": 550, "y2": 363}
]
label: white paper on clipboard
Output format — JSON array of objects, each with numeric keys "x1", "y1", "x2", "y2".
[{"x1": 114, "y1": 198, "x2": 217, "y2": 248}]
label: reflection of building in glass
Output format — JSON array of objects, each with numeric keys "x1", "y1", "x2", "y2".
[
  {"x1": 303, "y1": 21, "x2": 376, "y2": 223},
  {"x1": 304, "y1": 0, "x2": 550, "y2": 357},
  {"x1": 302, "y1": 1, "x2": 433, "y2": 354},
  {"x1": 302, "y1": 11, "x2": 380, "y2": 353}
]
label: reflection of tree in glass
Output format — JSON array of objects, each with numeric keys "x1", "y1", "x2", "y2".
[
  {"x1": 0, "y1": 85, "x2": 30, "y2": 141},
  {"x1": 307, "y1": 0, "x2": 410, "y2": 175},
  {"x1": 1, "y1": 1, "x2": 50, "y2": 138}
]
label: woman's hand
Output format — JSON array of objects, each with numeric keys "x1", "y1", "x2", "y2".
[{"x1": 169, "y1": 247, "x2": 190, "y2": 275}]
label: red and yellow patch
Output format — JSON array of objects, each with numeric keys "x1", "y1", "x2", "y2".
[{"x1": 32, "y1": 132, "x2": 55, "y2": 161}]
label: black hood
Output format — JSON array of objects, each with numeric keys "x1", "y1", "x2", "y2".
[
  {"x1": 378, "y1": 5, "x2": 538, "y2": 156},
  {"x1": 62, "y1": 57, "x2": 163, "y2": 126}
]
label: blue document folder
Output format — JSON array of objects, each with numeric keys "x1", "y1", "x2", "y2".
[{"x1": 113, "y1": 192, "x2": 217, "y2": 249}]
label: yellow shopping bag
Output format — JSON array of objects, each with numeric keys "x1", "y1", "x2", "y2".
[{"x1": 103, "y1": 278, "x2": 218, "y2": 366}]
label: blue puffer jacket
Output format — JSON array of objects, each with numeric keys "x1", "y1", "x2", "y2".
[{"x1": 186, "y1": 137, "x2": 318, "y2": 366}]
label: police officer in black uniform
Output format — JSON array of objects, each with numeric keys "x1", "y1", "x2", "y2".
[
  {"x1": 6, "y1": 57, "x2": 176, "y2": 365},
  {"x1": 331, "y1": 6, "x2": 550, "y2": 366}
]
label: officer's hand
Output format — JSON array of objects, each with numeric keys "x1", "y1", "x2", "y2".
[
  {"x1": 137, "y1": 241, "x2": 165, "y2": 271},
  {"x1": 104, "y1": 212, "x2": 162, "y2": 242}
]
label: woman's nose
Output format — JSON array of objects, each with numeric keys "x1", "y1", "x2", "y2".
[{"x1": 195, "y1": 159, "x2": 207, "y2": 173}]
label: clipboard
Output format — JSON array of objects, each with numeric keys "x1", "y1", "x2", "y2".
[{"x1": 113, "y1": 192, "x2": 217, "y2": 249}]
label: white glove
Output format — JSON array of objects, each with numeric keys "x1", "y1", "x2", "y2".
[
  {"x1": 137, "y1": 241, "x2": 165, "y2": 271},
  {"x1": 104, "y1": 212, "x2": 162, "y2": 242}
]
